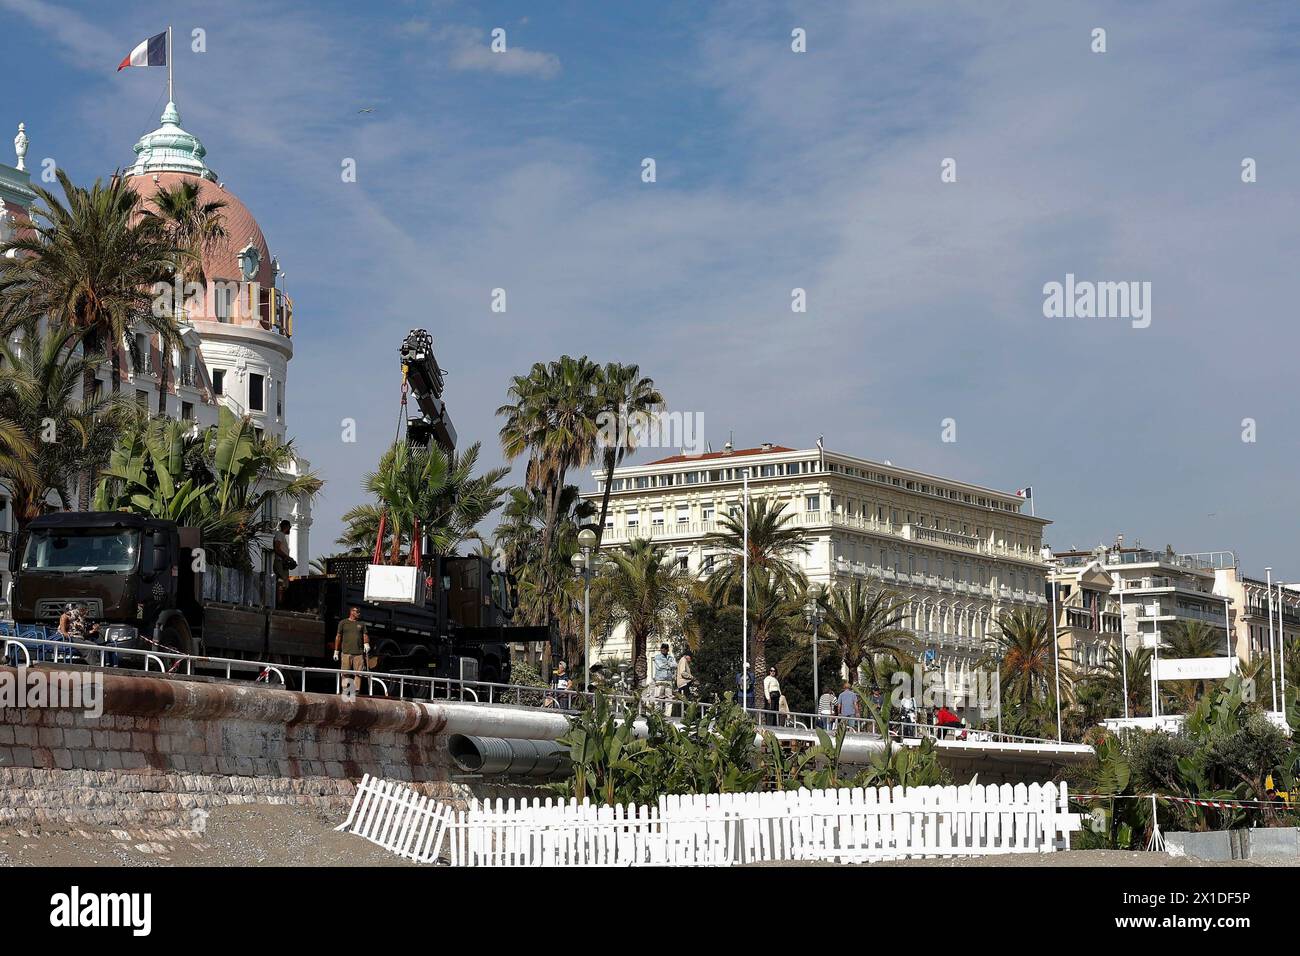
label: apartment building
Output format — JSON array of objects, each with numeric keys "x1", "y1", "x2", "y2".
[
  {"x1": 583, "y1": 441, "x2": 1051, "y2": 700},
  {"x1": 1213, "y1": 568, "x2": 1300, "y2": 662},
  {"x1": 1055, "y1": 544, "x2": 1236, "y2": 661}
]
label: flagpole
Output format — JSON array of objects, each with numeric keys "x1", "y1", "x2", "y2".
[{"x1": 167, "y1": 25, "x2": 173, "y2": 103}]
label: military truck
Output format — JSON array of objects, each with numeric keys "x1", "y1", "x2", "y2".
[{"x1": 11, "y1": 511, "x2": 546, "y2": 686}]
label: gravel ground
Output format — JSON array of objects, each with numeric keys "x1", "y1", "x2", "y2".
[
  {"x1": 0, "y1": 805, "x2": 1294, "y2": 867},
  {"x1": 0, "y1": 803, "x2": 411, "y2": 867}
]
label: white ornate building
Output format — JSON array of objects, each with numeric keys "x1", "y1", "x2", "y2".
[
  {"x1": 0, "y1": 109, "x2": 313, "y2": 583},
  {"x1": 584, "y1": 441, "x2": 1051, "y2": 705}
]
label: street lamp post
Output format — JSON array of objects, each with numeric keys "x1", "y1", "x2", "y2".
[
  {"x1": 1223, "y1": 595, "x2": 1234, "y2": 663},
  {"x1": 1115, "y1": 574, "x2": 1129, "y2": 719},
  {"x1": 741, "y1": 468, "x2": 750, "y2": 713},
  {"x1": 1041, "y1": 546, "x2": 1062, "y2": 742},
  {"x1": 1267, "y1": 568, "x2": 1277, "y2": 712},
  {"x1": 571, "y1": 528, "x2": 599, "y2": 693},
  {"x1": 1281, "y1": 581, "x2": 1289, "y2": 704},
  {"x1": 805, "y1": 585, "x2": 825, "y2": 713}
]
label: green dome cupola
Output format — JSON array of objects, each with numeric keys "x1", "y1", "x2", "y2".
[{"x1": 125, "y1": 101, "x2": 217, "y2": 181}]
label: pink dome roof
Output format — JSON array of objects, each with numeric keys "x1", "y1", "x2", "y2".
[{"x1": 128, "y1": 172, "x2": 274, "y2": 286}]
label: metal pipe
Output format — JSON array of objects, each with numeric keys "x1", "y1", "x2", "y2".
[{"x1": 448, "y1": 734, "x2": 570, "y2": 777}]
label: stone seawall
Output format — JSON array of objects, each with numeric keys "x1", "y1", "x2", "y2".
[{"x1": 0, "y1": 667, "x2": 540, "y2": 830}]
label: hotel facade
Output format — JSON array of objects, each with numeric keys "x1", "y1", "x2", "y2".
[
  {"x1": 583, "y1": 442, "x2": 1051, "y2": 704},
  {"x1": 0, "y1": 110, "x2": 312, "y2": 607}
]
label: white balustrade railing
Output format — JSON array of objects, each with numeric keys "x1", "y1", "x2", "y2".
[{"x1": 336, "y1": 774, "x2": 1080, "y2": 866}]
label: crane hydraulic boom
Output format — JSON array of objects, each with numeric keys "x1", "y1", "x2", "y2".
[{"x1": 399, "y1": 329, "x2": 457, "y2": 452}]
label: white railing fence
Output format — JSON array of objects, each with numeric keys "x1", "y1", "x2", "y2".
[{"x1": 336, "y1": 774, "x2": 1080, "y2": 866}]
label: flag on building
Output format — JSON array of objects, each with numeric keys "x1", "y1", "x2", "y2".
[
  {"x1": 118, "y1": 32, "x2": 167, "y2": 70},
  {"x1": 1015, "y1": 486, "x2": 1033, "y2": 500}
]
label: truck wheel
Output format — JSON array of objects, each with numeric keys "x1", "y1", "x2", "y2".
[
  {"x1": 158, "y1": 621, "x2": 194, "y2": 657},
  {"x1": 405, "y1": 646, "x2": 431, "y2": 675}
]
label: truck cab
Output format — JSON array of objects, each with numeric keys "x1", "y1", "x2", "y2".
[{"x1": 11, "y1": 512, "x2": 198, "y2": 655}]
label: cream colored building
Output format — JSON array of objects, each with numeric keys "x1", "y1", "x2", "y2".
[
  {"x1": 1047, "y1": 560, "x2": 1121, "y2": 674},
  {"x1": 1213, "y1": 567, "x2": 1300, "y2": 663},
  {"x1": 583, "y1": 441, "x2": 1051, "y2": 700}
]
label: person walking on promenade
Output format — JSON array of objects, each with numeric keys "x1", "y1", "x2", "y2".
[
  {"x1": 675, "y1": 649, "x2": 696, "y2": 700},
  {"x1": 817, "y1": 689, "x2": 836, "y2": 730},
  {"x1": 763, "y1": 667, "x2": 781, "y2": 726},
  {"x1": 333, "y1": 606, "x2": 369, "y2": 701},
  {"x1": 272, "y1": 519, "x2": 294, "y2": 604},
  {"x1": 836, "y1": 680, "x2": 860, "y2": 731},
  {"x1": 651, "y1": 643, "x2": 676, "y2": 715}
]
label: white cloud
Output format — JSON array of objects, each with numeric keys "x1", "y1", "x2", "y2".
[
  {"x1": 439, "y1": 25, "x2": 561, "y2": 79},
  {"x1": 0, "y1": 0, "x2": 119, "y2": 64}
]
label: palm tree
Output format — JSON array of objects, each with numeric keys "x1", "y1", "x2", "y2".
[
  {"x1": 591, "y1": 537, "x2": 692, "y2": 681},
  {"x1": 744, "y1": 568, "x2": 806, "y2": 678},
  {"x1": 705, "y1": 497, "x2": 809, "y2": 602},
  {"x1": 0, "y1": 170, "x2": 182, "y2": 507},
  {"x1": 142, "y1": 180, "x2": 228, "y2": 414},
  {"x1": 337, "y1": 441, "x2": 509, "y2": 561},
  {"x1": 592, "y1": 362, "x2": 663, "y2": 545},
  {"x1": 816, "y1": 579, "x2": 914, "y2": 685},
  {"x1": 497, "y1": 355, "x2": 602, "y2": 608},
  {"x1": 0, "y1": 169, "x2": 182, "y2": 397},
  {"x1": 493, "y1": 484, "x2": 596, "y2": 634},
  {"x1": 1162, "y1": 619, "x2": 1229, "y2": 712},
  {"x1": 1086, "y1": 644, "x2": 1153, "y2": 719},
  {"x1": 984, "y1": 607, "x2": 1072, "y2": 721},
  {"x1": 0, "y1": 319, "x2": 127, "y2": 545}
]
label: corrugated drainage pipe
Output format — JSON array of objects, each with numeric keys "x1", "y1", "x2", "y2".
[{"x1": 448, "y1": 734, "x2": 570, "y2": 777}]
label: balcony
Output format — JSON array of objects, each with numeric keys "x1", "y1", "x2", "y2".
[
  {"x1": 178, "y1": 363, "x2": 200, "y2": 388},
  {"x1": 129, "y1": 340, "x2": 155, "y2": 377},
  {"x1": 257, "y1": 288, "x2": 293, "y2": 337},
  {"x1": 599, "y1": 519, "x2": 725, "y2": 544}
]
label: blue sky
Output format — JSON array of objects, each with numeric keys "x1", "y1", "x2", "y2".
[{"x1": 3, "y1": 0, "x2": 1300, "y2": 576}]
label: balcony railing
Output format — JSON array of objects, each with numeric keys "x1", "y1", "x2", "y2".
[
  {"x1": 598, "y1": 510, "x2": 1043, "y2": 565},
  {"x1": 257, "y1": 287, "x2": 293, "y2": 337},
  {"x1": 129, "y1": 340, "x2": 155, "y2": 376}
]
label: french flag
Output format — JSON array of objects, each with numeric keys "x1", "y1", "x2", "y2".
[{"x1": 118, "y1": 32, "x2": 167, "y2": 71}]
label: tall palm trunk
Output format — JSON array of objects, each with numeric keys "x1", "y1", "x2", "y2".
[
  {"x1": 595, "y1": 448, "x2": 617, "y2": 546},
  {"x1": 156, "y1": 331, "x2": 171, "y2": 415},
  {"x1": 77, "y1": 331, "x2": 102, "y2": 510}
]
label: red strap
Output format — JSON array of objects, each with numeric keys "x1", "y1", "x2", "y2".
[{"x1": 372, "y1": 511, "x2": 387, "y2": 565}]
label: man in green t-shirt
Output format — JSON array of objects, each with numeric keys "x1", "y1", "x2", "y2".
[{"x1": 333, "y1": 606, "x2": 369, "y2": 699}]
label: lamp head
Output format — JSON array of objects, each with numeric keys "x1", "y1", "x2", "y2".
[{"x1": 577, "y1": 527, "x2": 598, "y2": 551}]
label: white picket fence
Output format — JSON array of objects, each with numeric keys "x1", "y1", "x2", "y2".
[{"x1": 336, "y1": 775, "x2": 1080, "y2": 866}]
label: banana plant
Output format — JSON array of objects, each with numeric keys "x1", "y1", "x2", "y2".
[
  {"x1": 94, "y1": 406, "x2": 321, "y2": 568},
  {"x1": 557, "y1": 691, "x2": 646, "y2": 806}
]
